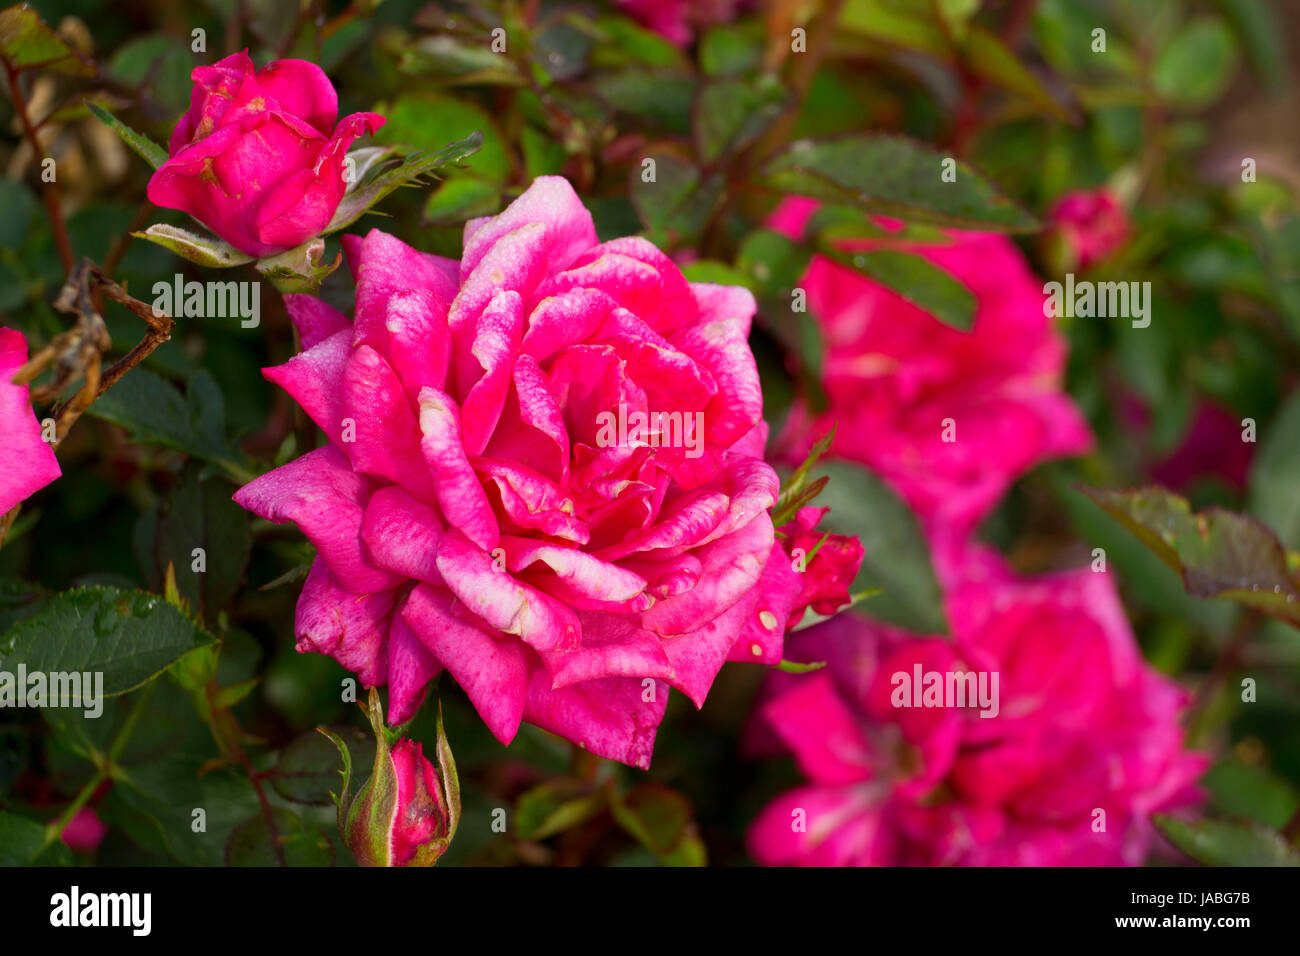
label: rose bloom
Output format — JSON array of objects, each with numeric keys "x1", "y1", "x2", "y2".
[
  {"x1": 0, "y1": 327, "x2": 61, "y2": 514},
  {"x1": 771, "y1": 198, "x2": 1092, "y2": 540},
  {"x1": 747, "y1": 544, "x2": 1206, "y2": 866},
  {"x1": 616, "y1": 0, "x2": 746, "y2": 46},
  {"x1": 1048, "y1": 188, "x2": 1131, "y2": 270},
  {"x1": 148, "y1": 52, "x2": 384, "y2": 258},
  {"x1": 57, "y1": 807, "x2": 107, "y2": 855},
  {"x1": 236, "y1": 176, "x2": 823, "y2": 768}
]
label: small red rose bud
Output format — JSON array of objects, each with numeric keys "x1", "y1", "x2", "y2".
[{"x1": 323, "y1": 689, "x2": 460, "y2": 867}]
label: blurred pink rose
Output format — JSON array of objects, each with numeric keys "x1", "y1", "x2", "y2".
[
  {"x1": 747, "y1": 545, "x2": 1205, "y2": 866},
  {"x1": 1048, "y1": 188, "x2": 1131, "y2": 270},
  {"x1": 147, "y1": 52, "x2": 384, "y2": 258},
  {"x1": 616, "y1": 0, "x2": 746, "y2": 46},
  {"x1": 57, "y1": 807, "x2": 107, "y2": 855},
  {"x1": 0, "y1": 327, "x2": 60, "y2": 514},
  {"x1": 770, "y1": 198, "x2": 1092, "y2": 540},
  {"x1": 1152, "y1": 401, "x2": 1254, "y2": 492},
  {"x1": 236, "y1": 176, "x2": 806, "y2": 769}
]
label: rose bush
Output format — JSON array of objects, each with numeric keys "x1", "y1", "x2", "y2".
[
  {"x1": 146, "y1": 51, "x2": 384, "y2": 258},
  {"x1": 747, "y1": 544, "x2": 1206, "y2": 866},
  {"x1": 235, "y1": 176, "x2": 806, "y2": 768}
]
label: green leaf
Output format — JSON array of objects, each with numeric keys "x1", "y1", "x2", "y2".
[
  {"x1": 1155, "y1": 816, "x2": 1300, "y2": 866},
  {"x1": 423, "y1": 177, "x2": 501, "y2": 226},
  {"x1": 776, "y1": 659, "x2": 828, "y2": 674},
  {"x1": 326, "y1": 131, "x2": 485, "y2": 234},
  {"x1": 758, "y1": 134, "x2": 1038, "y2": 232},
  {"x1": 1080, "y1": 485, "x2": 1300, "y2": 628},
  {"x1": 400, "y1": 34, "x2": 524, "y2": 85},
  {"x1": 1153, "y1": 17, "x2": 1238, "y2": 108},
  {"x1": 133, "y1": 464, "x2": 251, "y2": 618},
  {"x1": 514, "y1": 780, "x2": 606, "y2": 841},
  {"x1": 131, "y1": 223, "x2": 254, "y2": 268},
  {"x1": 609, "y1": 784, "x2": 704, "y2": 865},
  {"x1": 87, "y1": 104, "x2": 169, "y2": 170},
  {"x1": 226, "y1": 808, "x2": 334, "y2": 866},
  {"x1": 273, "y1": 726, "x2": 374, "y2": 808},
  {"x1": 839, "y1": 0, "x2": 953, "y2": 59},
  {"x1": 811, "y1": 461, "x2": 948, "y2": 634},
  {"x1": 822, "y1": 247, "x2": 977, "y2": 331},
  {"x1": 103, "y1": 755, "x2": 260, "y2": 865},
  {"x1": 774, "y1": 426, "x2": 836, "y2": 525},
  {"x1": 86, "y1": 368, "x2": 251, "y2": 481},
  {"x1": 0, "y1": 587, "x2": 215, "y2": 698},
  {"x1": 0, "y1": 811, "x2": 46, "y2": 865},
  {"x1": 1204, "y1": 759, "x2": 1300, "y2": 829},
  {"x1": 591, "y1": 68, "x2": 695, "y2": 134},
  {"x1": 1248, "y1": 390, "x2": 1300, "y2": 550},
  {"x1": 0, "y1": 5, "x2": 93, "y2": 74},
  {"x1": 699, "y1": 22, "x2": 764, "y2": 76},
  {"x1": 693, "y1": 77, "x2": 792, "y2": 165},
  {"x1": 737, "y1": 229, "x2": 813, "y2": 299},
  {"x1": 965, "y1": 26, "x2": 1072, "y2": 122},
  {"x1": 629, "y1": 150, "x2": 725, "y2": 245}
]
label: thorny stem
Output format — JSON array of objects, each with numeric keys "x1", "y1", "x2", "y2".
[{"x1": 5, "y1": 64, "x2": 75, "y2": 273}]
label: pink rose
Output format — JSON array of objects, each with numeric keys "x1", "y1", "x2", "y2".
[
  {"x1": 616, "y1": 0, "x2": 746, "y2": 46},
  {"x1": 1152, "y1": 401, "x2": 1254, "y2": 492},
  {"x1": 747, "y1": 544, "x2": 1206, "y2": 866},
  {"x1": 1, "y1": 327, "x2": 61, "y2": 515},
  {"x1": 770, "y1": 198, "x2": 1093, "y2": 540},
  {"x1": 147, "y1": 52, "x2": 384, "y2": 258},
  {"x1": 57, "y1": 807, "x2": 107, "y2": 855},
  {"x1": 236, "y1": 176, "x2": 799, "y2": 769},
  {"x1": 1048, "y1": 188, "x2": 1131, "y2": 270}
]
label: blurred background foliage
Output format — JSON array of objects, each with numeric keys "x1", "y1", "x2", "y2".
[{"x1": 1, "y1": 0, "x2": 1299, "y2": 866}]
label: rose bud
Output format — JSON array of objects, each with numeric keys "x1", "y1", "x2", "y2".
[
  {"x1": 336, "y1": 692, "x2": 460, "y2": 867},
  {"x1": 147, "y1": 51, "x2": 384, "y2": 258}
]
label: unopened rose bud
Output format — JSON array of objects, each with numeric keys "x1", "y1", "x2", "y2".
[{"x1": 326, "y1": 689, "x2": 460, "y2": 867}]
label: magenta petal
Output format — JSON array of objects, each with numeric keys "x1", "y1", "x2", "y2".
[
  {"x1": 672, "y1": 283, "x2": 762, "y2": 448},
  {"x1": 295, "y1": 558, "x2": 395, "y2": 686},
  {"x1": 762, "y1": 673, "x2": 875, "y2": 785},
  {"x1": 233, "y1": 445, "x2": 400, "y2": 593},
  {"x1": 541, "y1": 612, "x2": 675, "y2": 688},
  {"x1": 360, "y1": 484, "x2": 446, "y2": 585},
  {"x1": 500, "y1": 535, "x2": 647, "y2": 604},
  {"x1": 523, "y1": 672, "x2": 667, "y2": 770},
  {"x1": 341, "y1": 345, "x2": 439, "y2": 502},
  {"x1": 416, "y1": 387, "x2": 499, "y2": 551},
  {"x1": 262, "y1": 327, "x2": 351, "y2": 446},
  {"x1": 0, "y1": 328, "x2": 61, "y2": 513},
  {"x1": 255, "y1": 111, "x2": 385, "y2": 250},
  {"x1": 349, "y1": 229, "x2": 460, "y2": 353},
  {"x1": 458, "y1": 289, "x2": 523, "y2": 456},
  {"x1": 461, "y1": 175, "x2": 596, "y2": 279},
  {"x1": 283, "y1": 294, "x2": 350, "y2": 348},
  {"x1": 402, "y1": 583, "x2": 530, "y2": 744},
  {"x1": 435, "y1": 529, "x2": 581, "y2": 652},
  {"x1": 384, "y1": 290, "x2": 451, "y2": 404},
  {"x1": 386, "y1": 604, "x2": 443, "y2": 725},
  {"x1": 254, "y1": 58, "x2": 339, "y2": 135}
]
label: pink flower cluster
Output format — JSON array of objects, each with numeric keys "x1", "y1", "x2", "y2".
[
  {"x1": 235, "y1": 177, "x2": 855, "y2": 768},
  {"x1": 771, "y1": 198, "x2": 1093, "y2": 540},
  {"x1": 1048, "y1": 188, "x2": 1131, "y2": 271},
  {"x1": 748, "y1": 544, "x2": 1207, "y2": 866},
  {"x1": 748, "y1": 196, "x2": 1204, "y2": 866}
]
